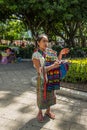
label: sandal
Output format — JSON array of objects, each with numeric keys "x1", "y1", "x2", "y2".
[
  {"x1": 45, "y1": 112, "x2": 55, "y2": 119},
  {"x1": 37, "y1": 113, "x2": 44, "y2": 123}
]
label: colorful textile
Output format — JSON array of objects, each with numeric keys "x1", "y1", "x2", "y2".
[
  {"x1": 37, "y1": 74, "x2": 56, "y2": 109},
  {"x1": 59, "y1": 62, "x2": 69, "y2": 79},
  {"x1": 1, "y1": 52, "x2": 8, "y2": 64},
  {"x1": 45, "y1": 48, "x2": 60, "y2": 91},
  {"x1": 32, "y1": 48, "x2": 69, "y2": 108},
  {"x1": 32, "y1": 49, "x2": 56, "y2": 109},
  {"x1": 1, "y1": 57, "x2": 8, "y2": 64}
]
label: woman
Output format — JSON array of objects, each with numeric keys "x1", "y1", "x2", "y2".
[
  {"x1": 1, "y1": 50, "x2": 8, "y2": 64},
  {"x1": 32, "y1": 34, "x2": 69, "y2": 122},
  {"x1": 6, "y1": 48, "x2": 16, "y2": 63}
]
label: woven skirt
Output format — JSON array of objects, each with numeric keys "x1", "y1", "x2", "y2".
[{"x1": 37, "y1": 75, "x2": 56, "y2": 109}]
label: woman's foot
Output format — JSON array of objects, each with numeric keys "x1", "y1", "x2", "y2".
[
  {"x1": 45, "y1": 111, "x2": 55, "y2": 119},
  {"x1": 37, "y1": 112, "x2": 44, "y2": 122}
]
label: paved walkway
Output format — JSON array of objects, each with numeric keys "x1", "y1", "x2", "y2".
[{"x1": 0, "y1": 62, "x2": 87, "y2": 130}]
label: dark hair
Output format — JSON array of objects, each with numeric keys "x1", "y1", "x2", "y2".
[
  {"x1": 6, "y1": 47, "x2": 12, "y2": 51},
  {"x1": 35, "y1": 34, "x2": 48, "y2": 47}
]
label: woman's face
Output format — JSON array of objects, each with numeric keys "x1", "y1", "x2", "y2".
[{"x1": 38, "y1": 36, "x2": 48, "y2": 51}]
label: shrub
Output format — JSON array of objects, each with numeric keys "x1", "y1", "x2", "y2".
[
  {"x1": 18, "y1": 44, "x2": 35, "y2": 58},
  {"x1": 0, "y1": 44, "x2": 35, "y2": 59},
  {"x1": 63, "y1": 58, "x2": 87, "y2": 83},
  {"x1": 52, "y1": 45, "x2": 87, "y2": 58},
  {"x1": 52, "y1": 45, "x2": 62, "y2": 55},
  {"x1": 0, "y1": 45, "x2": 9, "y2": 51}
]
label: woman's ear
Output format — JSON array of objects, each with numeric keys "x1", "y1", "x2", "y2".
[{"x1": 37, "y1": 42, "x2": 39, "y2": 46}]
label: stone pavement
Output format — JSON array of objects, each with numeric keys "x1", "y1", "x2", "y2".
[{"x1": 0, "y1": 61, "x2": 87, "y2": 130}]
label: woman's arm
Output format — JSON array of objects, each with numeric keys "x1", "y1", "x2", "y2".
[
  {"x1": 58, "y1": 48, "x2": 70, "y2": 60},
  {"x1": 45, "y1": 61, "x2": 60, "y2": 72},
  {"x1": 32, "y1": 58, "x2": 41, "y2": 73},
  {"x1": 58, "y1": 52, "x2": 62, "y2": 61},
  {"x1": 33, "y1": 58, "x2": 60, "y2": 73},
  {"x1": 46, "y1": 48, "x2": 69, "y2": 71}
]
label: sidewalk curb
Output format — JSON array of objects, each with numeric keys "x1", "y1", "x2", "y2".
[
  {"x1": 21, "y1": 59, "x2": 32, "y2": 61},
  {"x1": 57, "y1": 87, "x2": 87, "y2": 101},
  {"x1": 31, "y1": 76, "x2": 87, "y2": 101}
]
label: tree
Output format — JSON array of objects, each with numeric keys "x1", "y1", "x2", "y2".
[
  {"x1": 45, "y1": 0, "x2": 87, "y2": 47},
  {"x1": 77, "y1": 22, "x2": 87, "y2": 47},
  {"x1": 0, "y1": 0, "x2": 13, "y2": 22},
  {"x1": 0, "y1": 19, "x2": 26, "y2": 41},
  {"x1": 0, "y1": 0, "x2": 87, "y2": 47}
]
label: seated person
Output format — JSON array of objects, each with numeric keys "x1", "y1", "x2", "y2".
[
  {"x1": 1, "y1": 50, "x2": 8, "y2": 64},
  {"x1": 6, "y1": 48, "x2": 16, "y2": 63},
  {"x1": 9, "y1": 49, "x2": 16, "y2": 63}
]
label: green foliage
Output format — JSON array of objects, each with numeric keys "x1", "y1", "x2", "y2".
[
  {"x1": 0, "y1": 44, "x2": 35, "y2": 59},
  {"x1": 0, "y1": 44, "x2": 9, "y2": 51},
  {"x1": 63, "y1": 58, "x2": 87, "y2": 83},
  {"x1": 0, "y1": 19, "x2": 26, "y2": 40},
  {"x1": 0, "y1": 0, "x2": 87, "y2": 47},
  {"x1": 52, "y1": 44, "x2": 87, "y2": 58},
  {"x1": 52, "y1": 44, "x2": 62, "y2": 55},
  {"x1": 18, "y1": 44, "x2": 35, "y2": 58},
  {"x1": 69, "y1": 47, "x2": 87, "y2": 58}
]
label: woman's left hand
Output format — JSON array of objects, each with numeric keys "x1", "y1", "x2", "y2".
[{"x1": 60, "y1": 48, "x2": 70, "y2": 55}]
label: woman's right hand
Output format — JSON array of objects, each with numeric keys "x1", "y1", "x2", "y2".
[
  {"x1": 45, "y1": 61, "x2": 60, "y2": 72},
  {"x1": 53, "y1": 61, "x2": 60, "y2": 69}
]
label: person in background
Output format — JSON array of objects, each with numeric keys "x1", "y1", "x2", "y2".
[
  {"x1": 6, "y1": 48, "x2": 16, "y2": 63},
  {"x1": 1, "y1": 49, "x2": 8, "y2": 64}
]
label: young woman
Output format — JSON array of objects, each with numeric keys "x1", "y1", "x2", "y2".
[{"x1": 32, "y1": 34, "x2": 69, "y2": 122}]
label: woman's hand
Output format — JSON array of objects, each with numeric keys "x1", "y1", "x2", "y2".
[
  {"x1": 53, "y1": 61, "x2": 60, "y2": 68},
  {"x1": 60, "y1": 48, "x2": 70, "y2": 55},
  {"x1": 45, "y1": 61, "x2": 60, "y2": 72},
  {"x1": 58, "y1": 48, "x2": 70, "y2": 60}
]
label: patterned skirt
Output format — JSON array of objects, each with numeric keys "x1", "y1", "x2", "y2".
[{"x1": 37, "y1": 75, "x2": 56, "y2": 109}]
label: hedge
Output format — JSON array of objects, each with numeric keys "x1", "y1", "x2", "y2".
[
  {"x1": 0, "y1": 45, "x2": 9, "y2": 51},
  {"x1": 0, "y1": 44, "x2": 35, "y2": 58},
  {"x1": 62, "y1": 58, "x2": 87, "y2": 83},
  {"x1": 0, "y1": 44, "x2": 87, "y2": 59},
  {"x1": 18, "y1": 44, "x2": 35, "y2": 58}
]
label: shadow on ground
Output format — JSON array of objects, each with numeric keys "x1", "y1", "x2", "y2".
[{"x1": 0, "y1": 61, "x2": 87, "y2": 130}]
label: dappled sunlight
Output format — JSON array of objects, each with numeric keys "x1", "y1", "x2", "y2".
[
  {"x1": 0, "y1": 91, "x2": 11, "y2": 99},
  {"x1": 0, "y1": 90, "x2": 17, "y2": 107},
  {"x1": 0, "y1": 62, "x2": 87, "y2": 130},
  {"x1": 52, "y1": 98, "x2": 87, "y2": 130}
]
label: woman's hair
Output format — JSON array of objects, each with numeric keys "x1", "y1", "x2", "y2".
[{"x1": 35, "y1": 34, "x2": 48, "y2": 47}]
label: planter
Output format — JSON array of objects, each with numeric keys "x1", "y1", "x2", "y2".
[{"x1": 61, "y1": 82, "x2": 87, "y2": 92}]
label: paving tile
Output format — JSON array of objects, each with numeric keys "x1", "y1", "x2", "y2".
[
  {"x1": 72, "y1": 106, "x2": 82, "y2": 113},
  {"x1": 70, "y1": 123, "x2": 87, "y2": 130},
  {"x1": 0, "y1": 117, "x2": 10, "y2": 126},
  {"x1": 63, "y1": 112, "x2": 81, "y2": 124},
  {"x1": 80, "y1": 115, "x2": 87, "y2": 125},
  {"x1": 19, "y1": 125, "x2": 49, "y2": 130},
  {"x1": 80, "y1": 101, "x2": 87, "y2": 108},
  {"x1": 0, "y1": 62, "x2": 86, "y2": 130},
  {"x1": 81, "y1": 109, "x2": 87, "y2": 116},
  {"x1": 53, "y1": 103, "x2": 73, "y2": 113},
  {"x1": 50, "y1": 120, "x2": 70, "y2": 130}
]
